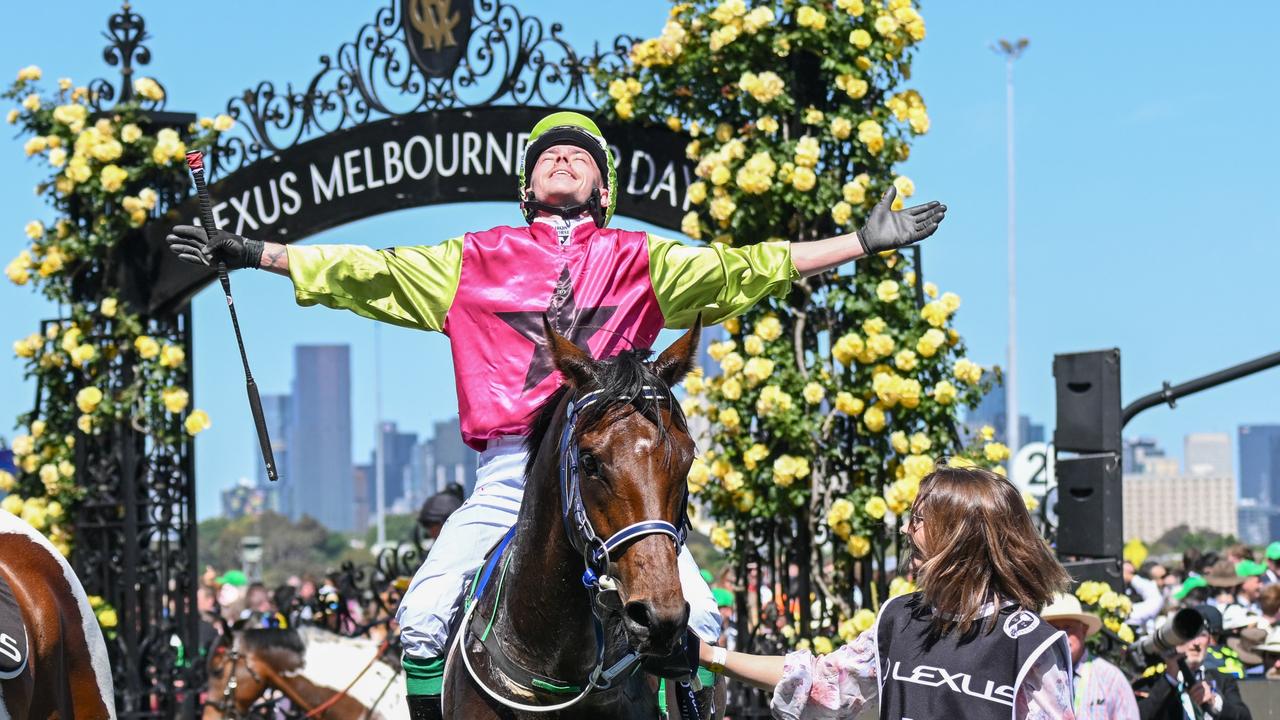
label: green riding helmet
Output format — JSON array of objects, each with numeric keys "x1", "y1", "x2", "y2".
[{"x1": 519, "y1": 111, "x2": 617, "y2": 227}]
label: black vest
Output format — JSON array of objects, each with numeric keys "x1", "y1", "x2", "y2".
[{"x1": 875, "y1": 593, "x2": 1068, "y2": 720}]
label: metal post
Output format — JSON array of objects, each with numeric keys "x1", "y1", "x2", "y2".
[
  {"x1": 993, "y1": 38, "x2": 1029, "y2": 452},
  {"x1": 375, "y1": 323, "x2": 386, "y2": 546}
]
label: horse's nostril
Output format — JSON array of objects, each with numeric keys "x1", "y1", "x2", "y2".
[{"x1": 625, "y1": 600, "x2": 657, "y2": 630}]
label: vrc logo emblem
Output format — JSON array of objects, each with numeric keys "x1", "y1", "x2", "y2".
[
  {"x1": 402, "y1": 0, "x2": 473, "y2": 78},
  {"x1": 1003, "y1": 609, "x2": 1040, "y2": 639}
]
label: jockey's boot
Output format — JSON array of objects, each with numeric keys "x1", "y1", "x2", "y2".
[
  {"x1": 407, "y1": 694, "x2": 443, "y2": 720},
  {"x1": 405, "y1": 655, "x2": 446, "y2": 720}
]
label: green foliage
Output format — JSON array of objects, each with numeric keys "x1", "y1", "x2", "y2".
[
  {"x1": 597, "y1": 0, "x2": 1006, "y2": 645},
  {"x1": 198, "y1": 511, "x2": 361, "y2": 588}
]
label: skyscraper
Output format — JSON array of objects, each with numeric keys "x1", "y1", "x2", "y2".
[
  {"x1": 963, "y1": 371, "x2": 1042, "y2": 450},
  {"x1": 1185, "y1": 433, "x2": 1232, "y2": 477},
  {"x1": 288, "y1": 345, "x2": 354, "y2": 531},
  {"x1": 430, "y1": 418, "x2": 478, "y2": 496},
  {"x1": 1238, "y1": 425, "x2": 1280, "y2": 542},
  {"x1": 375, "y1": 421, "x2": 419, "y2": 509}
]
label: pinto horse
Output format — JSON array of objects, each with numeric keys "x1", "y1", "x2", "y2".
[
  {"x1": 204, "y1": 623, "x2": 406, "y2": 719},
  {"x1": 443, "y1": 320, "x2": 723, "y2": 718},
  {"x1": 0, "y1": 509, "x2": 115, "y2": 719}
]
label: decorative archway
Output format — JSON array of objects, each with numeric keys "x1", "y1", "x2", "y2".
[{"x1": 75, "y1": 2, "x2": 701, "y2": 716}]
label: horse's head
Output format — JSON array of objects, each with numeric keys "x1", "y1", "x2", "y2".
[
  {"x1": 539, "y1": 317, "x2": 702, "y2": 657},
  {"x1": 203, "y1": 625, "x2": 304, "y2": 719}
]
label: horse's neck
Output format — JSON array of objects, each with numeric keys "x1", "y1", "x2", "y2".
[
  {"x1": 262, "y1": 663, "x2": 355, "y2": 715},
  {"x1": 490, "y1": 441, "x2": 598, "y2": 682}
]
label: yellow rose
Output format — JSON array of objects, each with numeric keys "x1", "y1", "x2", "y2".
[
  {"x1": 70, "y1": 344, "x2": 97, "y2": 367},
  {"x1": 97, "y1": 297, "x2": 118, "y2": 318},
  {"x1": 796, "y1": 6, "x2": 827, "y2": 29},
  {"x1": 894, "y1": 349, "x2": 918, "y2": 372},
  {"x1": 864, "y1": 496, "x2": 888, "y2": 519},
  {"x1": 953, "y1": 358, "x2": 983, "y2": 385},
  {"x1": 889, "y1": 577, "x2": 916, "y2": 598},
  {"x1": 931, "y1": 380, "x2": 957, "y2": 405},
  {"x1": 710, "y1": 164, "x2": 731, "y2": 187},
  {"x1": 76, "y1": 386, "x2": 103, "y2": 413},
  {"x1": 99, "y1": 164, "x2": 128, "y2": 193},
  {"x1": 830, "y1": 117, "x2": 852, "y2": 140},
  {"x1": 681, "y1": 211, "x2": 702, "y2": 240},
  {"x1": 756, "y1": 116, "x2": 779, "y2": 134},
  {"x1": 719, "y1": 407, "x2": 741, "y2": 430},
  {"x1": 827, "y1": 498, "x2": 855, "y2": 526},
  {"x1": 97, "y1": 608, "x2": 118, "y2": 629},
  {"x1": 184, "y1": 409, "x2": 211, "y2": 435},
  {"x1": 940, "y1": 291, "x2": 962, "y2": 314},
  {"x1": 134, "y1": 335, "x2": 160, "y2": 360},
  {"x1": 91, "y1": 139, "x2": 123, "y2": 162},
  {"x1": 874, "y1": 14, "x2": 899, "y2": 36},
  {"x1": 213, "y1": 114, "x2": 235, "y2": 132},
  {"x1": 916, "y1": 328, "x2": 946, "y2": 357},
  {"x1": 863, "y1": 405, "x2": 885, "y2": 432},
  {"x1": 835, "y1": 392, "x2": 864, "y2": 415},
  {"x1": 867, "y1": 333, "x2": 894, "y2": 358},
  {"x1": 893, "y1": 176, "x2": 915, "y2": 198},
  {"x1": 120, "y1": 123, "x2": 142, "y2": 143},
  {"x1": 133, "y1": 77, "x2": 164, "y2": 101},
  {"x1": 710, "y1": 526, "x2": 732, "y2": 550},
  {"x1": 159, "y1": 343, "x2": 185, "y2": 369},
  {"x1": 709, "y1": 196, "x2": 736, "y2": 225},
  {"x1": 47, "y1": 147, "x2": 67, "y2": 168},
  {"x1": 846, "y1": 535, "x2": 871, "y2": 559},
  {"x1": 831, "y1": 201, "x2": 852, "y2": 226},
  {"x1": 39, "y1": 463, "x2": 59, "y2": 488},
  {"x1": 909, "y1": 432, "x2": 932, "y2": 454},
  {"x1": 22, "y1": 93, "x2": 40, "y2": 111},
  {"x1": 832, "y1": 333, "x2": 863, "y2": 366},
  {"x1": 720, "y1": 351, "x2": 744, "y2": 376},
  {"x1": 24, "y1": 136, "x2": 48, "y2": 156},
  {"x1": 743, "y1": 357, "x2": 775, "y2": 386},
  {"x1": 743, "y1": 334, "x2": 764, "y2": 356},
  {"x1": 162, "y1": 387, "x2": 190, "y2": 414},
  {"x1": 0, "y1": 470, "x2": 14, "y2": 492},
  {"x1": 16, "y1": 65, "x2": 41, "y2": 82},
  {"x1": 755, "y1": 316, "x2": 782, "y2": 341},
  {"x1": 802, "y1": 382, "x2": 825, "y2": 405},
  {"x1": 849, "y1": 28, "x2": 872, "y2": 48},
  {"x1": 1, "y1": 495, "x2": 24, "y2": 516},
  {"x1": 890, "y1": 430, "x2": 909, "y2": 454},
  {"x1": 687, "y1": 458, "x2": 709, "y2": 493},
  {"x1": 720, "y1": 377, "x2": 742, "y2": 400},
  {"x1": 984, "y1": 442, "x2": 1011, "y2": 463},
  {"x1": 791, "y1": 166, "x2": 816, "y2": 192},
  {"x1": 687, "y1": 181, "x2": 707, "y2": 205},
  {"x1": 793, "y1": 136, "x2": 820, "y2": 168},
  {"x1": 876, "y1": 280, "x2": 900, "y2": 302}
]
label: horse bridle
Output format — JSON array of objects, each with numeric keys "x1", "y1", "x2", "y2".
[
  {"x1": 558, "y1": 386, "x2": 690, "y2": 587},
  {"x1": 455, "y1": 384, "x2": 698, "y2": 714},
  {"x1": 209, "y1": 639, "x2": 264, "y2": 719}
]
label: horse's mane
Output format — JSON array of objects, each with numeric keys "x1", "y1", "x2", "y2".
[
  {"x1": 239, "y1": 627, "x2": 306, "y2": 670},
  {"x1": 522, "y1": 348, "x2": 683, "y2": 481}
]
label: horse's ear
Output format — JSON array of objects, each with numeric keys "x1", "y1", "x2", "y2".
[
  {"x1": 652, "y1": 314, "x2": 702, "y2": 387},
  {"x1": 543, "y1": 315, "x2": 597, "y2": 388}
]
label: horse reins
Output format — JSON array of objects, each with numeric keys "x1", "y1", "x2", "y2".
[{"x1": 452, "y1": 384, "x2": 702, "y2": 714}]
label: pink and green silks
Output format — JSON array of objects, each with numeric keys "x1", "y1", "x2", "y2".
[{"x1": 287, "y1": 221, "x2": 797, "y2": 450}]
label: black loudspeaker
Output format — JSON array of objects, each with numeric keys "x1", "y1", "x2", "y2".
[
  {"x1": 1055, "y1": 453, "x2": 1123, "y2": 558},
  {"x1": 1053, "y1": 349, "x2": 1121, "y2": 453}
]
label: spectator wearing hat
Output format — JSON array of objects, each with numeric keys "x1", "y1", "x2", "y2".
[
  {"x1": 1132, "y1": 603, "x2": 1253, "y2": 720},
  {"x1": 1253, "y1": 627, "x2": 1280, "y2": 680},
  {"x1": 1041, "y1": 593, "x2": 1139, "y2": 719},
  {"x1": 1173, "y1": 576, "x2": 1211, "y2": 607},
  {"x1": 1203, "y1": 559, "x2": 1245, "y2": 611},
  {"x1": 1190, "y1": 605, "x2": 1249, "y2": 680},
  {"x1": 1234, "y1": 560, "x2": 1266, "y2": 615},
  {"x1": 712, "y1": 586, "x2": 737, "y2": 650},
  {"x1": 1125, "y1": 561, "x2": 1164, "y2": 632},
  {"x1": 1264, "y1": 543, "x2": 1280, "y2": 586},
  {"x1": 417, "y1": 484, "x2": 465, "y2": 546}
]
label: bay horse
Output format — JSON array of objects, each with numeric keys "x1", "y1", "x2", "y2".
[
  {"x1": 204, "y1": 623, "x2": 406, "y2": 719},
  {"x1": 442, "y1": 320, "x2": 723, "y2": 718},
  {"x1": 0, "y1": 508, "x2": 115, "y2": 719}
]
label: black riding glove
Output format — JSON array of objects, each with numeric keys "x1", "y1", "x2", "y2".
[
  {"x1": 855, "y1": 185, "x2": 948, "y2": 255},
  {"x1": 165, "y1": 225, "x2": 264, "y2": 269}
]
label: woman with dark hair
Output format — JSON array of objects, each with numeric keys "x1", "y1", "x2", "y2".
[{"x1": 698, "y1": 465, "x2": 1077, "y2": 719}]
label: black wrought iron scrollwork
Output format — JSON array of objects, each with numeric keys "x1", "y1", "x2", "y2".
[
  {"x1": 88, "y1": 2, "x2": 167, "y2": 113},
  {"x1": 206, "y1": 0, "x2": 636, "y2": 179}
]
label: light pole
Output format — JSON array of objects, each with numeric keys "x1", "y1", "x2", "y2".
[
  {"x1": 993, "y1": 37, "x2": 1028, "y2": 453},
  {"x1": 374, "y1": 323, "x2": 386, "y2": 546}
]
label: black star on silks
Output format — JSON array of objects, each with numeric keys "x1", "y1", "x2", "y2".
[{"x1": 496, "y1": 266, "x2": 619, "y2": 392}]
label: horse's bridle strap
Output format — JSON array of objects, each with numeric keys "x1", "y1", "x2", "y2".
[{"x1": 593, "y1": 520, "x2": 682, "y2": 565}]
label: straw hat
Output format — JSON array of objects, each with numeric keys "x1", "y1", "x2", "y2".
[
  {"x1": 1040, "y1": 593, "x2": 1103, "y2": 636},
  {"x1": 1203, "y1": 559, "x2": 1244, "y2": 588},
  {"x1": 1227, "y1": 626, "x2": 1269, "y2": 666}
]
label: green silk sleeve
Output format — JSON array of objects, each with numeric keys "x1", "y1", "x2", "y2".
[
  {"x1": 647, "y1": 234, "x2": 799, "y2": 328},
  {"x1": 287, "y1": 237, "x2": 464, "y2": 332}
]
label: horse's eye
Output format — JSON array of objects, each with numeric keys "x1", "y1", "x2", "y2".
[{"x1": 579, "y1": 451, "x2": 599, "y2": 476}]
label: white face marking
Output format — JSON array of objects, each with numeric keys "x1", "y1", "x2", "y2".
[{"x1": 0, "y1": 510, "x2": 116, "y2": 719}]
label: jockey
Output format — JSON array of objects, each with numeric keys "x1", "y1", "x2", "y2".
[{"x1": 166, "y1": 111, "x2": 947, "y2": 719}]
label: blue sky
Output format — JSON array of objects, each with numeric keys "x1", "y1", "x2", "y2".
[{"x1": 1, "y1": 1, "x2": 1277, "y2": 519}]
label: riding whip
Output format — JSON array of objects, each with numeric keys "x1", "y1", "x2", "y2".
[{"x1": 184, "y1": 151, "x2": 279, "y2": 481}]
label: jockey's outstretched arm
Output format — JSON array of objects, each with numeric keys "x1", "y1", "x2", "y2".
[{"x1": 790, "y1": 184, "x2": 945, "y2": 277}]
